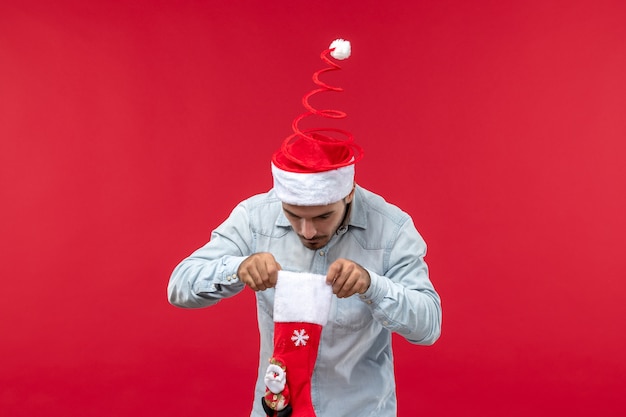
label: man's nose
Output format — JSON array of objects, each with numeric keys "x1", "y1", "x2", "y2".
[{"x1": 300, "y1": 219, "x2": 316, "y2": 239}]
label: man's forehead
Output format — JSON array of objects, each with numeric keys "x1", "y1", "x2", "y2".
[{"x1": 281, "y1": 201, "x2": 341, "y2": 217}]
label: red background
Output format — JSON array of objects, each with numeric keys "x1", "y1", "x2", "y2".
[{"x1": 2, "y1": 1, "x2": 625, "y2": 415}]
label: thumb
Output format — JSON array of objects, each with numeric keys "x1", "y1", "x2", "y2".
[{"x1": 326, "y1": 262, "x2": 341, "y2": 284}]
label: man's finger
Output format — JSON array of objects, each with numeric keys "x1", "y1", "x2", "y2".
[
  {"x1": 326, "y1": 262, "x2": 343, "y2": 285},
  {"x1": 264, "y1": 259, "x2": 280, "y2": 287},
  {"x1": 337, "y1": 269, "x2": 361, "y2": 298}
]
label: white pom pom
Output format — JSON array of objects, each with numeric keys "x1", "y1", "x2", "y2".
[{"x1": 329, "y1": 39, "x2": 351, "y2": 60}]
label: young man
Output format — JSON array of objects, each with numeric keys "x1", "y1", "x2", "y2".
[{"x1": 168, "y1": 39, "x2": 441, "y2": 417}]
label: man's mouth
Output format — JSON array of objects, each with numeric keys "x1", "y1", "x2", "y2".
[{"x1": 301, "y1": 236, "x2": 324, "y2": 247}]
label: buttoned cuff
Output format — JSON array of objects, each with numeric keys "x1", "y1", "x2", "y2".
[
  {"x1": 195, "y1": 255, "x2": 246, "y2": 293},
  {"x1": 220, "y1": 255, "x2": 247, "y2": 283}
]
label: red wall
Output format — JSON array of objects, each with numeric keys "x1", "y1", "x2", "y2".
[{"x1": 2, "y1": 1, "x2": 625, "y2": 415}]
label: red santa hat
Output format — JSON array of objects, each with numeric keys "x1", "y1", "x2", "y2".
[{"x1": 271, "y1": 39, "x2": 364, "y2": 206}]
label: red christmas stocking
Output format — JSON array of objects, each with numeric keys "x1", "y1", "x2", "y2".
[{"x1": 262, "y1": 271, "x2": 332, "y2": 417}]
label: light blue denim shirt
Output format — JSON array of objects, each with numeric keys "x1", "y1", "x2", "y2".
[{"x1": 168, "y1": 185, "x2": 442, "y2": 416}]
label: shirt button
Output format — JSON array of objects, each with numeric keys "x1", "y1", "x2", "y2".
[
  {"x1": 367, "y1": 300, "x2": 373, "y2": 304},
  {"x1": 383, "y1": 320, "x2": 389, "y2": 326},
  {"x1": 319, "y1": 251, "x2": 325, "y2": 256}
]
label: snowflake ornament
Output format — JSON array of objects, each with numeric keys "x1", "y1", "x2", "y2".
[{"x1": 291, "y1": 329, "x2": 310, "y2": 346}]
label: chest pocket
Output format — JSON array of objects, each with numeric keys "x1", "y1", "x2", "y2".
[{"x1": 331, "y1": 294, "x2": 372, "y2": 330}]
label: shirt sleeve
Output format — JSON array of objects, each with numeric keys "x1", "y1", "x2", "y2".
[
  {"x1": 359, "y1": 218, "x2": 442, "y2": 345},
  {"x1": 167, "y1": 204, "x2": 252, "y2": 308}
]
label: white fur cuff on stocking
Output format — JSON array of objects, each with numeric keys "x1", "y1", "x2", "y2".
[{"x1": 273, "y1": 271, "x2": 333, "y2": 326}]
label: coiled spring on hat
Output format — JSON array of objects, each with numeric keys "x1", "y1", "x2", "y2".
[{"x1": 290, "y1": 47, "x2": 353, "y2": 144}]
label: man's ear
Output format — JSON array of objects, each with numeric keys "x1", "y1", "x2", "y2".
[{"x1": 344, "y1": 184, "x2": 356, "y2": 204}]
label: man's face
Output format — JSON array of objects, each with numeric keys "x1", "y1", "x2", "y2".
[{"x1": 282, "y1": 193, "x2": 353, "y2": 250}]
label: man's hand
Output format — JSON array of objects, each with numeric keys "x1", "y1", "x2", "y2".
[
  {"x1": 237, "y1": 252, "x2": 282, "y2": 291},
  {"x1": 326, "y1": 258, "x2": 371, "y2": 298}
]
